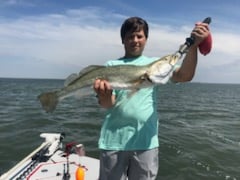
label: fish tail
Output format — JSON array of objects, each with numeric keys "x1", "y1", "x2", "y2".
[{"x1": 38, "y1": 91, "x2": 59, "y2": 113}]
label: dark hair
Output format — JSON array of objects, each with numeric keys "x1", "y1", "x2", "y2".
[{"x1": 120, "y1": 17, "x2": 149, "y2": 42}]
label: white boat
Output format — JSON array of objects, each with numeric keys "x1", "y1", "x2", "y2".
[{"x1": 0, "y1": 133, "x2": 100, "y2": 180}]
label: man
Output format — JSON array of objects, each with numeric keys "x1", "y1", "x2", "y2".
[{"x1": 94, "y1": 17, "x2": 210, "y2": 180}]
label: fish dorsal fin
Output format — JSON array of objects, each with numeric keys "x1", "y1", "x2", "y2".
[
  {"x1": 64, "y1": 65, "x2": 105, "y2": 87},
  {"x1": 64, "y1": 73, "x2": 79, "y2": 87},
  {"x1": 78, "y1": 65, "x2": 105, "y2": 77}
]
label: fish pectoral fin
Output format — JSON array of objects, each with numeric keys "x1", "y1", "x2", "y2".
[
  {"x1": 127, "y1": 88, "x2": 139, "y2": 97},
  {"x1": 113, "y1": 89, "x2": 138, "y2": 108},
  {"x1": 128, "y1": 75, "x2": 151, "y2": 96}
]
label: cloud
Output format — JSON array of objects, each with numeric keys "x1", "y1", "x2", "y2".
[
  {"x1": 0, "y1": 0, "x2": 35, "y2": 7},
  {"x1": 0, "y1": 6, "x2": 239, "y2": 83}
]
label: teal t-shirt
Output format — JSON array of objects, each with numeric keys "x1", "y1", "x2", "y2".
[{"x1": 98, "y1": 55, "x2": 160, "y2": 150}]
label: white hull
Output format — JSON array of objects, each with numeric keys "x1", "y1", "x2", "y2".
[{"x1": 0, "y1": 133, "x2": 99, "y2": 180}]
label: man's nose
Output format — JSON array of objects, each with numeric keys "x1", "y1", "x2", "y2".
[{"x1": 132, "y1": 35, "x2": 138, "y2": 42}]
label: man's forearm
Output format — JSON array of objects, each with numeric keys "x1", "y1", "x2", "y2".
[{"x1": 172, "y1": 46, "x2": 198, "y2": 82}]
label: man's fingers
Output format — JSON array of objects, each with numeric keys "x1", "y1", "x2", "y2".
[
  {"x1": 94, "y1": 79, "x2": 112, "y2": 95},
  {"x1": 103, "y1": 80, "x2": 111, "y2": 90},
  {"x1": 94, "y1": 79, "x2": 101, "y2": 93}
]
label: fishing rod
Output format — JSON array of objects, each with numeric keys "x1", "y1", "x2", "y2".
[
  {"x1": 177, "y1": 17, "x2": 212, "y2": 57},
  {"x1": 157, "y1": 17, "x2": 212, "y2": 82}
]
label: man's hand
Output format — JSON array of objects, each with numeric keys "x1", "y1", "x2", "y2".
[
  {"x1": 94, "y1": 79, "x2": 115, "y2": 108},
  {"x1": 191, "y1": 22, "x2": 210, "y2": 47}
]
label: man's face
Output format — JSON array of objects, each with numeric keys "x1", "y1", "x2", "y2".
[{"x1": 122, "y1": 29, "x2": 147, "y2": 58}]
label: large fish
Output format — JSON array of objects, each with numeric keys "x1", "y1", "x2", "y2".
[
  {"x1": 38, "y1": 54, "x2": 179, "y2": 113},
  {"x1": 38, "y1": 17, "x2": 212, "y2": 113}
]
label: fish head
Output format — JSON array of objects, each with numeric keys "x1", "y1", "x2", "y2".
[{"x1": 147, "y1": 55, "x2": 178, "y2": 84}]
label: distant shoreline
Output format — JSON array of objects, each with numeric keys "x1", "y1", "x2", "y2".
[
  {"x1": 0, "y1": 77, "x2": 64, "y2": 81},
  {"x1": 0, "y1": 77, "x2": 239, "y2": 85}
]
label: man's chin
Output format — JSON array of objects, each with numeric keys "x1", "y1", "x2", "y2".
[{"x1": 130, "y1": 50, "x2": 142, "y2": 56}]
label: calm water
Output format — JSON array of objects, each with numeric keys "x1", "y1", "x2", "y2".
[{"x1": 0, "y1": 78, "x2": 239, "y2": 180}]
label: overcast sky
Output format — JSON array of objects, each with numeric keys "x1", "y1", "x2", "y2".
[{"x1": 0, "y1": 0, "x2": 239, "y2": 84}]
